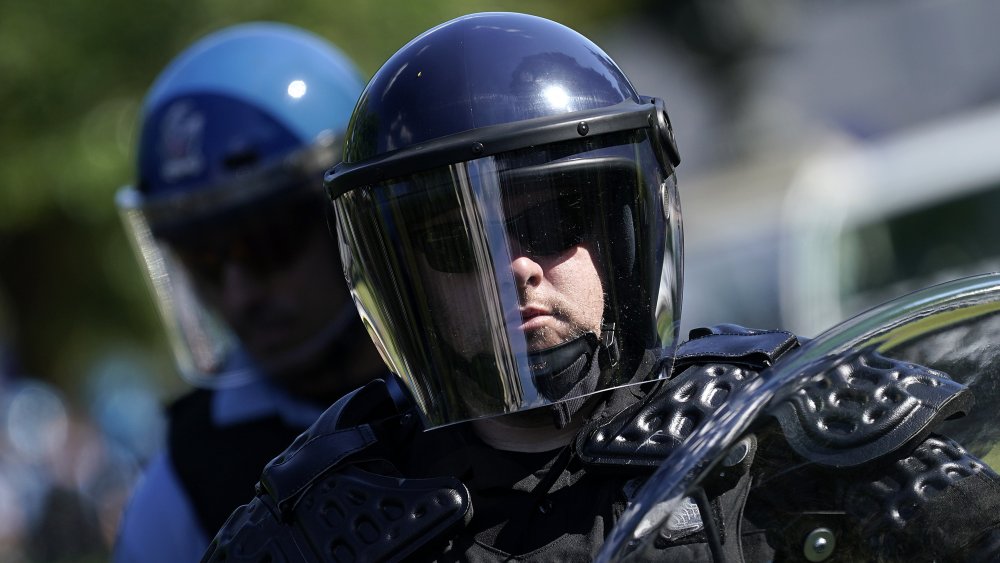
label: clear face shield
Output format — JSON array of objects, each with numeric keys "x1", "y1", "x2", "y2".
[
  {"x1": 116, "y1": 141, "x2": 346, "y2": 388},
  {"x1": 334, "y1": 131, "x2": 683, "y2": 428}
]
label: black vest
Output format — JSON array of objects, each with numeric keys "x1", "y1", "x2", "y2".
[{"x1": 167, "y1": 388, "x2": 307, "y2": 536}]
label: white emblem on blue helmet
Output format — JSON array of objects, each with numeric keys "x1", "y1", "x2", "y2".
[{"x1": 160, "y1": 101, "x2": 205, "y2": 183}]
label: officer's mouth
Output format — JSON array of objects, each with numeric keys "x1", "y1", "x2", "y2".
[{"x1": 517, "y1": 305, "x2": 555, "y2": 332}]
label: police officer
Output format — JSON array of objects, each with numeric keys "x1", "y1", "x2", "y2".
[
  {"x1": 112, "y1": 23, "x2": 385, "y2": 562},
  {"x1": 204, "y1": 13, "x2": 1000, "y2": 561}
]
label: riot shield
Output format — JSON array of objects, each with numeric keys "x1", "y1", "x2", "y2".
[{"x1": 601, "y1": 273, "x2": 1000, "y2": 562}]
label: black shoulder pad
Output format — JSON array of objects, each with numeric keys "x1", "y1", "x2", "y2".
[
  {"x1": 578, "y1": 362, "x2": 763, "y2": 470},
  {"x1": 577, "y1": 325, "x2": 799, "y2": 470},
  {"x1": 204, "y1": 466, "x2": 470, "y2": 563},
  {"x1": 771, "y1": 348, "x2": 973, "y2": 468},
  {"x1": 202, "y1": 380, "x2": 469, "y2": 562},
  {"x1": 843, "y1": 435, "x2": 996, "y2": 544},
  {"x1": 321, "y1": 377, "x2": 405, "y2": 430},
  {"x1": 675, "y1": 324, "x2": 799, "y2": 372},
  {"x1": 259, "y1": 379, "x2": 402, "y2": 516}
]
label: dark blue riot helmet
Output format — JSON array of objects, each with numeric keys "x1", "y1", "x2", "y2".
[
  {"x1": 117, "y1": 23, "x2": 366, "y2": 388},
  {"x1": 326, "y1": 12, "x2": 683, "y2": 428}
]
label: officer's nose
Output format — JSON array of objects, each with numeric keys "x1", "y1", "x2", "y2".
[{"x1": 510, "y1": 252, "x2": 544, "y2": 289}]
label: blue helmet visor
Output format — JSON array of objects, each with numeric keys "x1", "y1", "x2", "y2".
[{"x1": 115, "y1": 141, "x2": 345, "y2": 388}]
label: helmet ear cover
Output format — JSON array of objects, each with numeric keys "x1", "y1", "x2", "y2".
[{"x1": 641, "y1": 96, "x2": 681, "y2": 168}]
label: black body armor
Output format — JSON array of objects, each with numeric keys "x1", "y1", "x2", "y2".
[{"x1": 203, "y1": 326, "x2": 998, "y2": 562}]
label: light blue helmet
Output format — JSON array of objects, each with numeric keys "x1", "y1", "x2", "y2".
[
  {"x1": 117, "y1": 23, "x2": 365, "y2": 387},
  {"x1": 131, "y1": 21, "x2": 364, "y2": 219}
]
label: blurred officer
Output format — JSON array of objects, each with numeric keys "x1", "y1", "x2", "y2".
[
  {"x1": 112, "y1": 22, "x2": 384, "y2": 562},
  {"x1": 204, "y1": 13, "x2": 1000, "y2": 562}
]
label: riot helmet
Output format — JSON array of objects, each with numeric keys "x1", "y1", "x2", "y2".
[
  {"x1": 116, "y1": 23, "x2": 366, "y2": 388},
  {"x1": 326, "y1": 12, "x2": 683, "y2": 428}
]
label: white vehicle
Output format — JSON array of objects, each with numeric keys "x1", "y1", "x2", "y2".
[{"x1": 780, "y1": 102, "x2": 1000, "y2": 336}]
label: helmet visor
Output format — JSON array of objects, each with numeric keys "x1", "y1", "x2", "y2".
[
  {"x1": 334, "y1": 131, "x2": 682, "y2": 428},
  {"x1": 116, "y1": 143, "x2": 342, "y2": 388}
]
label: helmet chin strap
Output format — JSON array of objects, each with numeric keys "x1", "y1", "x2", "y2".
[
  {"x1": 531, "y1": 323, "x2": 620, "y2": 429},
  {"x1": 442, "y1": 323, "x2": 623, "y2": 428},
  {"x1": 528, "y1": 333, "x2": 599, "y2": 399}
]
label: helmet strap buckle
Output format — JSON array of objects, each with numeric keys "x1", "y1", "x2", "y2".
[{"x1": 599, "y1": 322, "x2": 620, "y2": 371}]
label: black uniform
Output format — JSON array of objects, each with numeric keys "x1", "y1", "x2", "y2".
[
  {"x1": 167, "y1": 388, "x2": 310, "y2": 537},
  {"x1": 203, "y1": 326, "x2": 1000, "y2": 562}
]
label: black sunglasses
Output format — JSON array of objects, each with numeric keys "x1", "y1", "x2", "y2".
[
  {"x1": 414, "y1": 191, "x2": 592, "y2": 273},
  {"x1": 166, "y1": 202, "x2": 323, "y2": 286}
]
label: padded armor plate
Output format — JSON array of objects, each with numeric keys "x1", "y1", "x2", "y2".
[
  {"x1": 578, "y1": 325, "x2": 796, "y2": 469},
  {"x1": 258, "y1": 379, "x2": 405, "y2": 515},
  {"x1": 202, "y1": 379, "x2": 470, "y2": 562},
  {"x1": 579, "y1": 361, "x2": 764, "y2": 468},
  {"x1": 771, "y1": 348, "x2": 972, "y2": 467},
  {"x1": 204, "y1": 466, "x2": 470, "y2": 562},
  {"x1": 845, "y1": 434, "x2": 990, "y2": 531},
  {"x1": 578, "y1": 327, "x2": 971, "y2": 472}
]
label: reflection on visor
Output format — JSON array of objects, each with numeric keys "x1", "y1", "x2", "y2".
[{"x1": 413, "y1": 190, "x2": 592, "y2": 273}]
